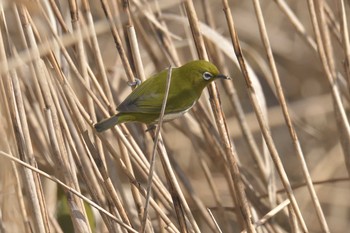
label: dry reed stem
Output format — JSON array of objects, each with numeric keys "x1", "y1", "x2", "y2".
[
  {"x1": 95, "y1": 131, "x2": 180, "y2": 232},
  {"x1": 0, "y1": 8, "x2": 49, "y2": 233},
  {"x1": 84, "y1": 133, "x2": 133, "y2": 229},
  {"x1": 132, "y1": 0, "x2": 182, "y2": 42},
  {"x1": 198, "y1": 153, "x2": 229, "y2": 230},
  {"x1": 185, "y1": 1, "x2": 256, "y2": 232},
  {"x1": 307, "y1": 0, "x2": 350, "y2": 176},
  {"x1": 25, "y1": 5, "x2": 120, "y2": 231},
  {"x1": 58, "y1": 74, "x2": 134, "y2": 232},
  {"x1": 191, "y1": 101, "x2": 247, "y2": 228},
  {"x1": 255, "y1": 199, "x2": 290, "y2": 228},
  {"x1": 222, "y1": 0, "x2": 309, "y2": 232},
  {"x1": 331, "y1": 0, "x2": 350, "y2": 176},
  {"x1": 206, "y1": 208, "x2": 223, "y2": 233},
  {"x1": 190, "y1": 103, "x2": 246, "y2": 229},
  {"x1": 338, "y1": 0, "x2": 350, "y2": 90},
  {"x1": 53, "y1": 87, "x2": 116, "y2": 231},
  {"x1": 160, "y1": 4, "x2": 236, "y2": 229},
  {"x1": 1, "y1": 0, "x2": 349, "y2": 232},
  {"x1": 166, "y1": 152, "x2": 219, "y2": 231},
  {"x1": 99, "y1": 0, "x2": 135, "y2": 84},
  {"x1": 82, "y1": 0, "x2": 116, "y2": 111},
  {"x1": 252, "y1": 0, "x2": 329, "y2": 232},
  {"x1": 128, "y1": 26, "x2": 146, "y2": 82},
  {"x1": 202, "y1": 0, "x2": 267, "y2": 187},
  {"x1": 141, "y1": 66, "x2": 172, "y2": 232},
  {"x1": 0, "y1": 151, "x2": 137, "y2": 233},
  {"x1": 66, "y1": 6, "x2": 115, "y2": 230},
  {"x1": 0, "y1": 8, "x2": 49, "y2": 232},
  {"x1": 161, "y1": 14, "x2": 273, "y2": 199},
  {"x1": 124, "y1": 18, "x2": 154, "y2": 230},
  {"x1": 155, "y1": 134, "x2": 196, "y2": 233},
  {"x1": 201, "y1": 1, "x2": 268, "y2": 206},
  {"x1": 273, "y1": 0, "x2": 317, "y2": 51},
  {"x1": 23, "y1": 13, "x2": 92, "y2": 233},
  {"x1": 242, "y1": 199, "x2": 290, "y2": 233},
  {"x1": 134, "y1": 3, "x2": 222, "y2": 231}
]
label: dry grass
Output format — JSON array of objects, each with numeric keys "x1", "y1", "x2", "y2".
[{"x1": 0, "y1": 0, "x2": 349, "y2": 232}]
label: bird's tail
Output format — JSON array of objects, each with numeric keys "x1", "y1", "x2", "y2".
[{"x1": 94, "y1": 115, "x2": 119, "y2": 132}]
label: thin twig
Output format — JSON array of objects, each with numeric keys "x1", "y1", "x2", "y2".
[
  {"x1": 252, "y1": 0, "x2": 329, "y2": 231},
  {"x1": 207, "y1": 208, "x2": 223, "y2": 233},
  {"x1": 141, "y1": 66, "x2": 173, "y2": 233},
  {"x1": 222, "y1": 0, "x2": 309, "y2": 231},
  {"x1": 0, "y1": 151, "x2": 138, "y2": 233},
  {"x1": 307, "y1": 0, "x2": 350, "y2": 177},
  {"x1": 255, "y1": 199, "x2": 290, "y2": 228},
  {"x1": 99, "y1": 0, "x2": 135, "y2": 83},
  {"x1": 184, "y1": 1, "x2": 256, "y2": 232}
]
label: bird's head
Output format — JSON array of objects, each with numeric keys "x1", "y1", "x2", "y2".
[{"x1": 179, "y1": 60, "x2": 230, "y2": 93}]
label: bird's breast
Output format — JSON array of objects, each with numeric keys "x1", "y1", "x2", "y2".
[{"x1": 160, "y1": 101, "x2": 196, "y2": 122}]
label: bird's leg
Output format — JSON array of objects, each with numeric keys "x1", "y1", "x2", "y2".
[{"x1": 127, "y1": 78, "x2": 142, "y2": 87}]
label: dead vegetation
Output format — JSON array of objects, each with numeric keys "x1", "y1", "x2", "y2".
[{"x1": 0, "y1": 0, "x2": 349, "y2": 232}]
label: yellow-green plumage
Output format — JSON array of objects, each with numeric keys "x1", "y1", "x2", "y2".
[{"x1": 94, "y1": 60, "x2": 229, "y2": 132}]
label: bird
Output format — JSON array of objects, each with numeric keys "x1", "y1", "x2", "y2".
[{"x1": 94, "y1": 60, "x2": 230, "y2": 132}]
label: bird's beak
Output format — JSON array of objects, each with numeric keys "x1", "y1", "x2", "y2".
[{"x1": 216, "y1": 74, "x2": 231, "y2": 80}]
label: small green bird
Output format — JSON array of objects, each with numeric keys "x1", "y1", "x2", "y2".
[{"x1": 94, "y1": 60, "x2": 229, "y2": 132}]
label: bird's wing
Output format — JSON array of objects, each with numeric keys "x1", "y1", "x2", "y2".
[
  {"x1": 117, "y1": 71, "x2": 167, "y2": 113},
  {"x1": 118, "y1": 92, "x2": 164, "y2": 113},
  {"x1": 117, "y1": 72, "x2": 194, "y2": 114}
]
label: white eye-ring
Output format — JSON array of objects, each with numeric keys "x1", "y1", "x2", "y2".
[{"x1": 202, "y1": 71, "x2": 213, "y2": 80}]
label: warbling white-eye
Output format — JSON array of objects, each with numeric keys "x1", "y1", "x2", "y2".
[{"x1": 94, "y1": 60, "x2": 230, "y2": 132}]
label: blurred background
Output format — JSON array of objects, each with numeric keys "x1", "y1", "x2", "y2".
[{"x1": 0, "y1": 0, "x2": 349, "y2": 232}]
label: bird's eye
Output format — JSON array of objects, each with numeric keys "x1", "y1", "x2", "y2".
[{"x1": 202, "y1": 72, "x2": 213, "y2": 81}]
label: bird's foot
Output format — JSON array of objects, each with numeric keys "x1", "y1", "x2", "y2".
[{"x1": 128, "y1": 78, "x2": 142, "y2": 87}]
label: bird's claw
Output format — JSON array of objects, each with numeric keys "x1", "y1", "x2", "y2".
[{"x1": 128, "y1": 78, "x2": 142, "y2": 87}]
